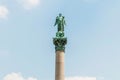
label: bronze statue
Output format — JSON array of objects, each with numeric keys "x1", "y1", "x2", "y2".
[
  {"x1": 53, "y1": 13, "x2": 67, "y2": 51},
  {"x1": 54, "y1": 13, "x2": 66, "y2": 32}
]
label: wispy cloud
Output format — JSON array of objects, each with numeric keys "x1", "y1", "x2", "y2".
[
  {"x1": 3, "y1": 73, "x2": 100, "y2": 80},
  {"x1": 0, "y1": 6, "x2": 9, "y2": 19},
  {"x1": 17, "y1": 0, "x2": 40, "y2": 10},
  {"x1": 65, "y1": 77, "x2": 96, "y2": 80},
  {"x1": 3, "y1": 72, "x2": 37, "y2": 80}
]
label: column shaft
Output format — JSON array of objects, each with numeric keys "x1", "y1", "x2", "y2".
[{"x1": 55, "y1": 51, "x2": 64, "y2": 80}]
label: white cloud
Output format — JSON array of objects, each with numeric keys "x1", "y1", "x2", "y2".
[
  {"x1": 0, "y1": 6, "x2": 9, "y2": 19},
  {"x1": 3, "y1": 73, "x2": 101, "y2": 80},
  {"x1": 17, "y1": 0, "x2": 40, "y2": 10},
  {"x1": 3, "y1": 72, "x2": 37, "y2": 80},
  {"x1": 65, "y1": 77, "x2": 96, "y2": 80},
  {"x1": 27, "y1": 77, "x2": 37, "y2": 80}
]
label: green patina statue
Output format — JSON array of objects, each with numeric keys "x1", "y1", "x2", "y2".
[
  {"x1": 53, "y1": 13, "x2": 67, "y2": 51},
  {"x1": 54, "y1": 13, "x2": 66, "y2": 32}
]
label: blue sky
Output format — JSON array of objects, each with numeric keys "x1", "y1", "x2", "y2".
[{"x1": 0, "y1": 0, "x2": 120, "y2": 80}]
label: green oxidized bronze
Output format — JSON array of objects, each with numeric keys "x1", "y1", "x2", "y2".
[
  {"x1": 53, "y1": 13, "x2": 67, "y2": 51},
  {"x1": 54, "y1": 13, "x2": 66, "y2": 32},
  {"x1": 53, "y1": 37, "x2": 67, "y2": 51}
]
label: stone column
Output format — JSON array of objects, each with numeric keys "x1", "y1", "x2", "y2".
[
  {"x1": 53, "y1": 32, "x2": 67, "y2": 80},
  {"x1": 55, "y1": 51, "x2": 65, "y2": 80}
]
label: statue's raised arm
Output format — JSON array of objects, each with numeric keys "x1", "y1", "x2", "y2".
[{"x1": 54, "y1": 13, "x2": 66, "y2": 32}]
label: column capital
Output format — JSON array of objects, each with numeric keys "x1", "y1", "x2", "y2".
[{"x1": 53, "y1": 37, "x2": 67, "y2": 52}]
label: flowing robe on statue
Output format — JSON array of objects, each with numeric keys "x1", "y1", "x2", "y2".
[{"x1": 54, "y1": 16, "x2": 65, "y2": 32}]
